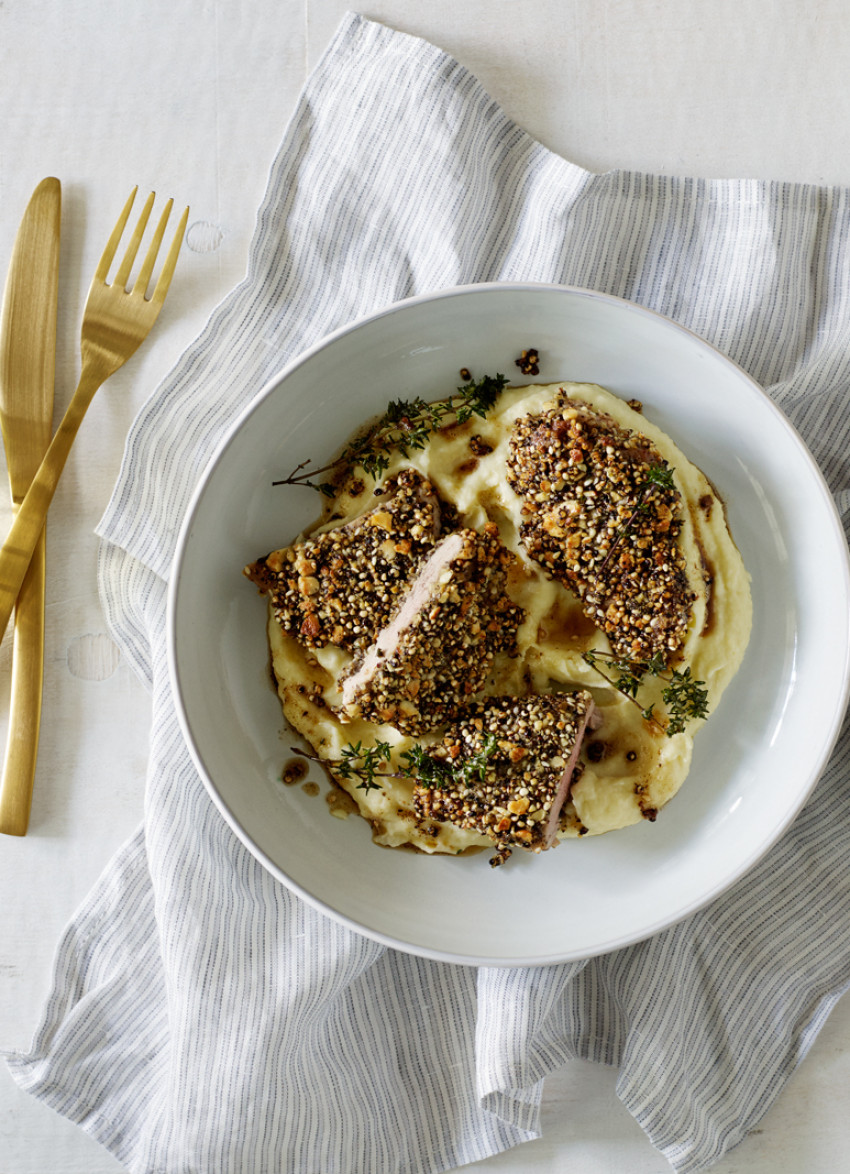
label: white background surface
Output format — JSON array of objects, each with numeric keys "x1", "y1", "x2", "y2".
[{"x1": 1, "y1": 3, "x2": 850, "y2": 1171}]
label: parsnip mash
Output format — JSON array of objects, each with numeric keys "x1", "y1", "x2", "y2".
[{"x1": 252, "y1": 381, "x2": 752, "y2": 859}]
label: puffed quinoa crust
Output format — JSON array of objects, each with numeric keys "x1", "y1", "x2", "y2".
[{"x1": 506, "y1": 393, "x2": 695, "y2": 663}]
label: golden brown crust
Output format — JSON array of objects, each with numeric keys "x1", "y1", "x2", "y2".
[
  {"x1": 413, "y1": 691, "x2": 595, "y2": 858},
  {"x1": 243, "y1": 469, "x2": 441, "y2": 653},
  {"x1": 506, "y1": 394, "x2": 694, "y2": 663},
  {"x1": 338, "y1": 523, "x2": 525, "y2": 735}
]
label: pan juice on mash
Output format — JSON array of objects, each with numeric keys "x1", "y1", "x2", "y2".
[{"x1": 244, "y1": 366, "x2": 752, "y2": 867}]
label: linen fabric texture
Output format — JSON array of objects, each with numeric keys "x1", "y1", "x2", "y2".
[{"x1": 7, "y1": 12, "x2": 850, "y2": 1174}]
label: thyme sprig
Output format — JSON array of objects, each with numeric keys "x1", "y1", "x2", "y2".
[
  {"x1": 291, "y1": 742, "x2": 394, "y2": 792},
  {"x1": 399, "y1": 732, "x2": 500, "y2": 790},
  {"x1": 273, "y1": 372, "x2": 509, "y2": 495},
  {"x1": 596, "y1": 463, "x2": 677, "y2": 576},
  {"x1": 336, "y1": 740, "x2": 395, "y2": 792},
  {"x1": 291, "y1": 731, "x2": 501, "y2": 794},
  {"x1": 582, "y1": 649, "x2": 709, "y2": 736}
]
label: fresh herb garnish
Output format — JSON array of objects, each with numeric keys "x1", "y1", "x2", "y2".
[
  {"x1": 274, "y1": 372, "x2": 508, "y2": 493},
  {"x1": 399, "y1": 732, "x2": 500, "y2": 790},
  {"x1": 582, "y1": 649, "x2": 709, "y2": 736},
  {"x1": 658, "y1": 665, "x2": 710, "y2": 734},
  {"x1": 335, "y1": 740, "x2": 394, "y2": 792},
  {"x1": 291, "y1": 730, "x2": 501, "y2": 794},
  {"x1": 596, "y1": 463, "x2": 677, "y2": 576}
]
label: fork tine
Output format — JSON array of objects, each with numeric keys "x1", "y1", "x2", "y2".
[
  {"x1": 94, "y1": 187, "x2": 138, "y2": 283},
  {"x1": 114, "y1": 191, "x2": 155, "y2": 288},
  {"x1": 132, "y1": 197, "x2": 173, "y2": 296},
  {"x1": 150, "y1": 204, "x2": 190, "y2": 305}
]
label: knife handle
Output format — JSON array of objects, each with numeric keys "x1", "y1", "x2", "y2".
[{"x1": 0, "y1": 525, "x2": 46, "y2": 835}]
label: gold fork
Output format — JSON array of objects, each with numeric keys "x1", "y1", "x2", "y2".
[{"x1": 0, "y1": 188, "x2": 188, "y2": 646}]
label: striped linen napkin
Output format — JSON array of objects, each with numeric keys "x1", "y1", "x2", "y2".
[{"x1": 6, "y1": 12, "x2": 850, "y2": 1173}]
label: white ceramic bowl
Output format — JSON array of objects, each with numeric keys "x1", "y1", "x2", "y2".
[{"x1": 168, "y1": 283, "x2": 850, "y2": 966}]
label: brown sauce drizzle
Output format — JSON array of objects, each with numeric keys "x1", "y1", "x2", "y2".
[
  {"x1": 687, "y1": 502, "x2": 716, "y2": 638},
  {"x1": 469, "y1": 435, "x2": 494, "y2": 457},
  {"x1": 634, "y1": 781, "x2": 658, "y2": 821},
  {"x1": 438, "y1": 419, "x2": 473, "y2": 442},
  {"x1": 537, "y1": 599, "x2": 598, "y2": 648},
  {"x1": 326, "y1": 784, "x2": 359, "y2": 819},
  {"x1": 586, "y1": 741, "x2": 606, "y2": 763},
  {"x1": 282, "y1": 758, "x2": 309, "y2": 786}
]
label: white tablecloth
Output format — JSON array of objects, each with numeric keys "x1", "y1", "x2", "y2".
[{"x1": 4, "y1": 2, "x2": 850, "y2": 1174}]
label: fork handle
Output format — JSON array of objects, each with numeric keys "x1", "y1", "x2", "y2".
[
  {"x1": 0, "y1": 526, "x2": 46, "y2": 835},
  {"x1": 0, "y1": 360, "x2": 106, "y2": 647}
]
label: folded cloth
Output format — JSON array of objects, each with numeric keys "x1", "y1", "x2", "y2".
[{"x1": 6, "y1": 11, "x2": 850, "y2": 1173}]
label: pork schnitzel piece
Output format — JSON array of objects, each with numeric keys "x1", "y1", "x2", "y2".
[
  {"x1": 413, "y1": 691, "x2": 598, "y2": 862},
  {"x1": 244, "y1": 469, "x2": 441, "y2": 653},
  {"x1": 338, "y1": 523, "x2": 524, "y2": 735},
  {"x1": 507, "y1": 395, "x2": 695, "y2": 664}
]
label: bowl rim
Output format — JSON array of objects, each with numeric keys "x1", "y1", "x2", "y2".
[{"x1": 166, "y1": 280, "x2": 850, "y2": 966}]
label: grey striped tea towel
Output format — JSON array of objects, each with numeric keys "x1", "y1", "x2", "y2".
[{"x1": 6, "y1": 12, "x2": 850, "y2": 1173}]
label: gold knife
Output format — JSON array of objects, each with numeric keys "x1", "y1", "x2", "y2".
[{"x1": 0, "y1": 178, "x2": 60, "y2": 836}]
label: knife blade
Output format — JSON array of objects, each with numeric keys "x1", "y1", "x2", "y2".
[{"x1": 0, "y1": 177, "x2": 60, "y2": 836}]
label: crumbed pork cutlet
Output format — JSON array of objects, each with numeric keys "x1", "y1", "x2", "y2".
[
  {"x1": 506, "y1": 394, "x2": 695, "y2": 664},
  {"x1": 338, "y1": 523, "x2": 524, "y2": 735},
  {"x1": 413, "y1": 691, "x2": 598, "y2": 862},
  {"x1": 243, "y1": 469, "x2": 441, "y2": 653}
]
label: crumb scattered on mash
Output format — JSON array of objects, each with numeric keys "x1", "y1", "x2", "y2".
[{"x1": 247, "y1": 381, "x2": 752, "y2": 861}]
